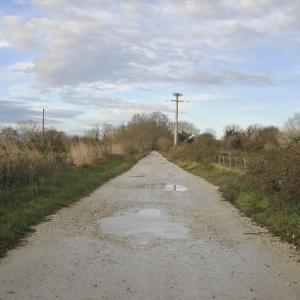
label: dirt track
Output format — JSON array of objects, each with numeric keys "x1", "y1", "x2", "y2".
[{"x1": 0, "y1": 151, "x2": 299, "y2": 300}]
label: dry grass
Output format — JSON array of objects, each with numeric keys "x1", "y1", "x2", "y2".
[
  {"x1": 110, "y1": 143, "x2": 125, "y2": 156},
  {"x1": 0, "y1": 138, "x2": 57, "y2": 186},
  {"x1": 69, "y1": 141, "x2": 103, "y2": 167},
  {"x1": 0, "y1": 112, "x2": 172, "y2": 188},
  {"x1": 0, "y1": 137, "x2": 134, "y2": 188}
]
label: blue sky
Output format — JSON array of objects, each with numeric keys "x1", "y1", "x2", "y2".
[{"x1": 0, "y1": 0, "x2": 299, "y2": 136}]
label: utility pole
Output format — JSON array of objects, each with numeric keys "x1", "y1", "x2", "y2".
[
  {"x1": 171, "y1": 93, "x2": 183, "y2": 147},
  {"x1": 42, "y1": 108, "x2": 45, "y2": 144},
  {"x1": 41, "y1": 106, "x2": 48, "y2": 146}
]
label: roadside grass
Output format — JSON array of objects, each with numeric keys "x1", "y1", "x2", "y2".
[
  {"x1": 0, "y1": 158, "x2": 135, "y2": 257},
  {"x1": 170, "y1": 157, "x2": 300, "y2": 248}
]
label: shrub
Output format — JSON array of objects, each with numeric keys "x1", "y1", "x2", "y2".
[{"x1": 247, "y1": 142, "x2": 300, "y2": 209}]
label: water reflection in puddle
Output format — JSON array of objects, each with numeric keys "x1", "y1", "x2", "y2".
[
  {"x1": 100, "y1": 208, "x2": 189, "y2": 245},
  {"x1": 164, "y1": 184, "x2": 188, "y2": 192},
  {"x1": 131, "y1": 183, "x2": 188, "y2": 192}
]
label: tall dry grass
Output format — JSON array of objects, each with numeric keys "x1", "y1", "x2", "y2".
[
  {"x1": 69, "y1": 141, "x2": 103, "y2": 167},
  {"x1": 0, "y1": 138, "x2": 57, "y2": 186},
  {"x1": 0, "y1": 137, "x2": 129, "y2": 188},
  {"x1": 0, "y1": 111, "x2": 173, "y2": 188}
]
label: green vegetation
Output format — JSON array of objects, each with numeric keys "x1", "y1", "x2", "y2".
[
  {"x1": 0, "y1": 112, "x2": 170, "y2": 257},
  {"x1": 0, "y1": 158, "x2": 135, "y2": 257},
  {"x1": 1, "y1": 111, "x2": 300, "y2": 255},
  {"x1": 168, "y1": 156, "x2": 300, "y2": 248},
  {"x1": 164, "y1": 113, "x2": 300, "y2": 247}
]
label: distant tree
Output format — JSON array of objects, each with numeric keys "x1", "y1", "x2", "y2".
[
  {"x1": 244, "y1": 125, "x2": 279, "y2": 151},
  {"x1": 224, "y1": 124, "x2": 243, "y2": 138},
  {"x1": 284, "y1": 113, "x2": 300, "y2": 139},
  {"x1": 85, "y1": 126, "x2": 100, "y2": 141},
  {"x1": 223, "y1": 124, "x2": 244, "y2": 149},
  {"x1": 100, "y1": 123, "x2": 115, "y2": 141},
  {"x1": 178, "y1": 131, "x2": 194, "y2": 143},
  {"x1": 17, "y1": 120, "x2": 40, "y2": 142},
  {"x1": 0, "y1": 127, "x2": 19, "y2": 140},
  {"x1": 121, "y1": 112, "x2": 172, "y2": 153},
  {"x1": 195, "y1": 133, "x2": 219, "y2": 155},
  {"x1": 178, "y1": 121, "x2": 200, "y2": 137},
  {"x1": 150, "y1": 112, "x2": 170, "y2": 129},
  {"x1": 203, "y1": 128, "x2": 216, "y2": 136},
  {"x1": 44, "y1": 129, "x2": 68, "y2": 151},
  {"x1": 259, "y1": 126, "x2": 279, "y2": 150}
]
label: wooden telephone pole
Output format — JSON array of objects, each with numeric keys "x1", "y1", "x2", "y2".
[
  {"x1": 42, "y1": 108, "x2": 45, "y2": 144},
  {"x1": 171, "y1": 93, "x2": 183, "y2": 147},
  {"x1": 41, "y1": 106, "x2": 48, "y2": 146}
]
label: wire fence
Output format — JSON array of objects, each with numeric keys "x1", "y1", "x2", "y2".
[{"x1": 217, "y1": 154, "x2": 247, "y2": 172}]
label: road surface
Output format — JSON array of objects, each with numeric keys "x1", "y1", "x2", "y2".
[{"x1": 0, "y1": 151, "x2": 299, "y2": 300}]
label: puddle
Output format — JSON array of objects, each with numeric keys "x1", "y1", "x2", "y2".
[
  {"x1": 131, "y1": 183, "x2": 188, "y2": 192},
  {"x1": 99, "y1": 208, "x2": 189, "y2": 245},
  {"x1": 164, "y1": 184, "x2": 188, "y2": 192}
]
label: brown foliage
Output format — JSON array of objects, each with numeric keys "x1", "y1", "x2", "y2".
[
  {"x1": 246, "y1": 141, "x2": 300, "y2": 208},
  {"x1": 0, "y1": 112, "x2": 173, "y2": 188}
]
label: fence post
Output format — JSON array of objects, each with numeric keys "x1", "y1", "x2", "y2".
[
  {"x1": 229, "y1": 154, "x2": 232, "y2": 168},
  {"x1": 235, "y1": 157, "x2": 238, "y2": 169},
  {"x1": 218, "y1": 155, "x2": 221, "y2": 165},
  {"x1": 243, "y1": 156, "x2": 246, "y2": 172}
]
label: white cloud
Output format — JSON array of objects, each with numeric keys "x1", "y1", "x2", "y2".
[
  {"x1": 0, "y1": 0, "x2": 297, "y2": 88},
  {"x1": 0, "y1": 39, "x2": 11, "y2": 48},
  {"x1": 0, "y1": 0, "x2": 299, "y2": 134},
  {"x1": 188, "y1": 93, "x2": 232, "y2": 102},
  {"x1": 4, "y1": 61, "x2": 34, "y2": 73},
  {"x1": 1, "y1": 16, "x2": 37, "y2": 51}
]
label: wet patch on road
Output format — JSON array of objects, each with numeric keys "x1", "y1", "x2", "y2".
[
  {"x1": 164, "y1": 184, "x2": 188, "y2": 192},
  {"x1": 99, "y1": 208, "x2": 189, "y2": 245},
  {"x1": 130, "y1": 183, "x2": 188, "y2": 192}
]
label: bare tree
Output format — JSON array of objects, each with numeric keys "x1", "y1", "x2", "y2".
[
  {"x1": 17, "y1": 120, "x2": 40, "y2": 141},
  {"x1": 0, "y1": 127, "x2": 19, "y2": 141},
  {"x1": 223, "y1": 124, "x2": 244, "y2": 149},
  {"x1": 284, "y1": 113, "x2": 300, "y2": 139},
  {"x1": 100, "y1": 123, "x2": 115, "y2": 142},
  {"x1": 85, "y1": 126, "x2": 100, "y2": 141},
  {"x1": 178, "y1": 121, "x2": 200, "y2": 137},
  {"x1": 203, "y1": 128, "x2": 216, "y2": 137}
]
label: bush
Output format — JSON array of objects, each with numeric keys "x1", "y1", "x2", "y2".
[{"x1": 247, "y1": 142, "x2": 300, "y2": 209}]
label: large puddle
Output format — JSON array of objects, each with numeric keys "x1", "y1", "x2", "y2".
[
  {"x1": 100, "y1": 208, "x2": 189, "y2": 245},
  {"x1": 131, "y1": 183, "x2": 188, "y2": 192}
]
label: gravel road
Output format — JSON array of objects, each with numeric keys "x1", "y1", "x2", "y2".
[{"x1": 0, "y1": 151, "x2": 299, "y2": 300}]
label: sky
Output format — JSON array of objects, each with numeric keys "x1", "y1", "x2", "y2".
[{"x1": 0, "y1": 0, "x2": 299, "y2": 136}]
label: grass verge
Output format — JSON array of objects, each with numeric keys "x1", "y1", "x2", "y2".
[
  {"x1": 169, "y1": 157, "x2": 300, "y2": 248},
  {"x1": 0, "y1": 158, "x2": 135, "y2": 257}
]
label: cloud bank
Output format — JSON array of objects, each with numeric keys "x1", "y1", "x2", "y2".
[{"x1": 0, "y1": 0, "x2": 299, "y2": 133}]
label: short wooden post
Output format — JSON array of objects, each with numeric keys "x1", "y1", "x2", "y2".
[
  {"x1": 229, "y1": 154, "x2": 232, "y2": 168},
  {"x1": 243, "y1": 156, "x2": 246, "y2": 172}
]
